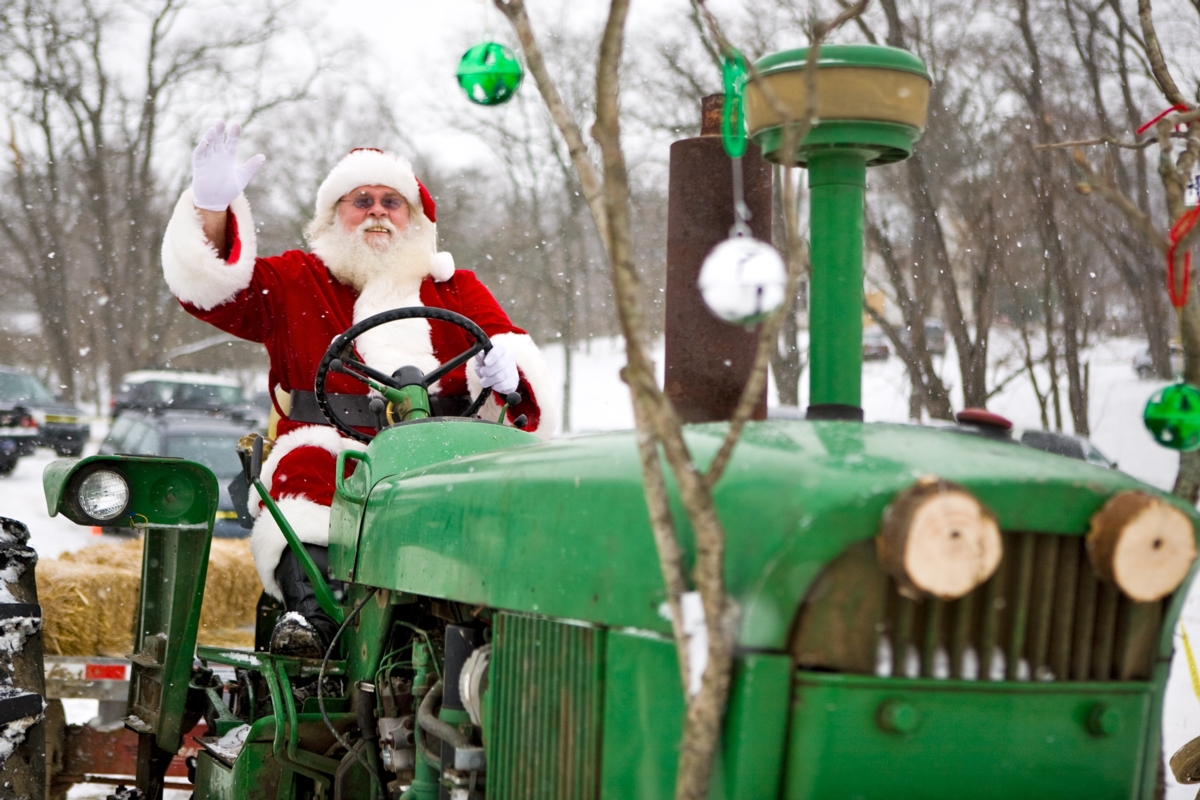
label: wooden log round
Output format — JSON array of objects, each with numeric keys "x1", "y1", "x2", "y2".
[
  {"x1": 1086, "y1": 491, "x2": 1196, "y2": 603},
  {"x1": 876, "y1": 477, "x2": 1002, "y2": 600}
]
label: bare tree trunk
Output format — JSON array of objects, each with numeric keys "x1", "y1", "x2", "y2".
[
  {"x1": 1015, "y1": 0, "x2": 1089, "y2": 435},
  {"x1": 497, "y1": 2, "x2": 865, "y2": 796},
  {"x1": 769, "y1": 293, "x2": 803, "y2": 406}
]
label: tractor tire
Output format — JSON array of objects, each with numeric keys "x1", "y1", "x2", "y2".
[{"x1": 0, "y1": 516, "x2": 47, "y2": 800}]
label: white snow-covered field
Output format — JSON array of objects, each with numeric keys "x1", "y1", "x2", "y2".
[{"x1": 3, "y1": 330, "x2": 1198, "y2": 797}]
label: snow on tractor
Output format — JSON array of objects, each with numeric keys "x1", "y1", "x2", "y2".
[{"x1": 1, "y1": 41, "x2": 1199, "y2": 800}]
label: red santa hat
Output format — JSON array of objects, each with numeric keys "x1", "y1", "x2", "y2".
[
  {"x1": 315, "y1": 148, "x2": 438, "y2": 223},
  {"x1": 314, "y1": 147, "x2": 454, "y2": 281}
]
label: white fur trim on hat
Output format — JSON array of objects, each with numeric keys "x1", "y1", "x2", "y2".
[
  {"x1": 315, "y1": 150, "x2": 422, "y2": 217},
  {"x1": 250, "y1": 496, "x2": 331, "y2": 599},
  {"x1": 466, "y1": 331, "x2": 558, "y2": 440},
  {"x1": 249, "y1": 424, "x2": 360, "y2": 519},
  {"x1": 161, "y1": 189, "x2": 257, "y2": 310}
]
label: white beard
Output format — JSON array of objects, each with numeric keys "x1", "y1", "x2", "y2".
[{"x1": 310, "y1": 216, "x2": 442, "y2": 381}]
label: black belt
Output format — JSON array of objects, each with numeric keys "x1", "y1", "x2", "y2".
[{"x1": 288, "y1": 390, "x2": 473, "y2": 427}]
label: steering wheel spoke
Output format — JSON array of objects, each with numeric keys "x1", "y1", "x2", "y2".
[
  {"x1": 335, "y1": 356, "x2": 402, "y2": 390},
  {"x1": 314, "y1": 307, "x2": 494, "y2": 443},
  {"x1": 422, "y1": 342, "x2": 487, "y2": 387}
]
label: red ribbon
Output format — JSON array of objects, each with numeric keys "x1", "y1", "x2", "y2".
[
  {"x1": 1138, "y1": 104, "x2": 1189, "y2": 136},
  {"x1": 1167, "y1": 206, "x2": 1200, "y2": 308}
]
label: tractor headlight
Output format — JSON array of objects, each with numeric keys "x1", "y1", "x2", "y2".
[{"x1": 75, "y1": 468, "x2": 130, "y2": 523}]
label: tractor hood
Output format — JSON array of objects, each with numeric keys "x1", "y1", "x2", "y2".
[{"x1": 328, "y1": 418, "x2": 1197, "y2": 651}]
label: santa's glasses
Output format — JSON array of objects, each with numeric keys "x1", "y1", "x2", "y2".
[{"x1": 342, "y1": 194, "x2": 406, "y2": 211}]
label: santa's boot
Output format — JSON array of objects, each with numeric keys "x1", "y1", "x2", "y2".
[{"x1": 270, "y1": 544, "x2": 343, "y2": 659}]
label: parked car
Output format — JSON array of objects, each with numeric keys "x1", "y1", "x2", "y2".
[
  {"x1": 1134, "y1": 342, "x2": 1184, "y2": 379},
  {"x1": 862, "y1": 327, "x2": 890, "y2": 361},
  {"x1": 0, "y1": 406, "x2": 38, "y2": 476},
  {"x1": 1016, "y1": 428, "x2": 1115, "y2": 468},
  {"x1": 112, "y1": 370, "x2": 258, "y2": 422},
  {"x1": 99, "y1": 410, "x2": 253, "y2": 537},
  {"x1": 898, "y1": 318, "x2": 947, "y2": 356},
  {"x1": 944, "y1": 408, "x2": 1117, "y2": 469},
  {"x1": 0, "y1": 366, "x2": 89, "y2": 456}
]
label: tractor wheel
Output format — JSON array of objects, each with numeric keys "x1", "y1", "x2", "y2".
[{"x1": 0, "y1": 516, "x2": 47, "y2": 800}]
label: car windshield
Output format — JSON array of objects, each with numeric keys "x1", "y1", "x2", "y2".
[
  {"x1": 0, "y1": 373, "x2": 57, "y2": 405},
  {"x1": 122, "y1": 380, "x2": 244, "y2": 408},
  {"x1": 165, "y1": 433, "x2": 243, "y2": 478}
]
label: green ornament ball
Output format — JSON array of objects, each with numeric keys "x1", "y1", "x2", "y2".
[
  {"x1": 456, "y1": 42, "x2": 523, "y2": 106},
  {"x1": 1144, "y1": 382, "x2": 1200, "y2": 451}
]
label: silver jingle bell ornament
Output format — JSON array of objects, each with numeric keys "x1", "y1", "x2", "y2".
[{"x1": 698, "y1": 235, "x2": 787, "y2": 326}]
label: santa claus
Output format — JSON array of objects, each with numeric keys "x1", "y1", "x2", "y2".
[{"x1": 161, "y1": 120, "x2": 555, "y2": 655}]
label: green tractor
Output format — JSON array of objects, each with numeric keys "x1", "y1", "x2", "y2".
[
  {"x1": 35, "y1": 302, "x2": 1200, "y2": 798},
  {"x1": 17, "y1": 42, "x2": 1200, "y2": 800}
]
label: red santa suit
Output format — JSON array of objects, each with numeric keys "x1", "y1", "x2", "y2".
[{"x1": 160, "y1": 149, "x2": 556, "y2": 598}]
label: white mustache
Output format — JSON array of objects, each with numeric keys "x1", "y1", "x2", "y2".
[{"x1": 359, "y1": 219, "x2": 397, "y2": 236}]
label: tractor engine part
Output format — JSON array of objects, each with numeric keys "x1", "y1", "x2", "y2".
[
  {"x1": 458, "y1": 644, "x2": 491, "y2": 729},
  {"x1": 876, "y1": 477, "x2": 1002, "y2": 600},
  {"x1": 1086, "y1": 490, "x2": 1196, "y2": 602},
  {"x1": 378, "y1": 715, "x2": 415, "y2": 773}
]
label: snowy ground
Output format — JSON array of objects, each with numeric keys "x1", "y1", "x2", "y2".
[{"x1": 2, "y1": 330, "x2": 1198, "y2": 797}]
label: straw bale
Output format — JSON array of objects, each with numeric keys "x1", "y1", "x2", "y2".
[
  {"x1": 38, "y1": 537, "x2": 263, "y2": 656},
  {"x1": 37, "y1": 558, "x2": 139, "y2": 657}
]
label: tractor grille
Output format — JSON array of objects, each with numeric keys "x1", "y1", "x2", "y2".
[
  {"x1": 790, "y1": 533, "x2": 1165, "y2": 682},
  {"x1": 487, "y1": 613, "x2": 605, "y2": 800}
]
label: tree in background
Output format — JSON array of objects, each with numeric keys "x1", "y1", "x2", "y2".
[
  {"x1": 0, "y1": 0, "x2": 332, "y2": 400},
  {"x1": 495, "y1": 2, "x2": 863, "y2": 797},
  {"x1": 1059, "y1": 0, "x2": 1200, "y2": 497}
]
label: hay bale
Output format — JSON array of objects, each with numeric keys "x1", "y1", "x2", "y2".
[
  {"x1": 197, "y1": 539, "x2": 261, "y2": 648},
  {"x1": 37, "y1": 558, "x2": 139, "y2": 657},
  {"x1": 39, "y1": 537, "x2": 263, "y2": 656}
]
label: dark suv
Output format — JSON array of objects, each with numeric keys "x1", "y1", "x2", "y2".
[
  {"x1": 0, "y1": 366, "x2": 89, "y2": 456},
  {"x1": 99, "y1": 410, "x2": 254, "y2": 537}
]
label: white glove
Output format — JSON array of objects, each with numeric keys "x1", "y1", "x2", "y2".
[
  {"x1": 475, "y1": 341, "x2": 520, "y2": 395},
  {"x1": 191, "y1": 120, "x2": 265, "y2": 211}
]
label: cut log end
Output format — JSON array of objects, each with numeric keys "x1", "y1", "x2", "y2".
[
  {"x1": 1087, "y1": 491, "x2": 1197, "y2": 603},
  {"x1": 877, "y1": 479, "x2": 1002, "y2": 601}
]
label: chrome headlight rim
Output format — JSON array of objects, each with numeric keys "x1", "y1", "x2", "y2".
[{"x1": 68, "y1": 464, "x2": 131, "y2": 525}]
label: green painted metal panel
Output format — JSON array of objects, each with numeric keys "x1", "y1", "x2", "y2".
[
  {"x1": 599, "y1": 631, "x2": 792, "y2": 800},
  {"x1": 755, "y1": 45, "x2": 931, "y2": 79},
  {"x1": 130, "y1": 523, "x2": 214, "y2": 752},
  {"x1": 43, "y1": 456, "x2": 219, "y2": 754},
  {"x1": 600, "y1": 632, "x2": 680, "y2": 800},
  {"x1": 808, "y1": 151, "x2": 867, "y2": 407},
  {"x1": 44, "y1": 454, "x2": 217, "y2": 530},
  {"x1": 782, "y1": 672, "x2": 1153, "y2": 800},
  {"x1": 194, "y1": 751, "x2": 237, "y2": 800},
  {"x1": 723, "y1": 654, "x2": 793, "y2": 800},
  {"x1": 327, "y1": 419, "x2": 537, "y2": 582},
  {"x1": 488, "y1": 613, "x2": 605, "y2": 800},
  {"x1": 341, "y1": 420, "x2": 1197, "y2": 651}
]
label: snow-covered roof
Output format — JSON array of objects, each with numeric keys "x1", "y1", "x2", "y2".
[{"x1": 119, "y1": 370, "x2": 241, "y2": 387}]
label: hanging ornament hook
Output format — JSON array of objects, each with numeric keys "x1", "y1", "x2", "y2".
[{"x1": 722, "y1": 50, "x2": 752, "y2": 237}]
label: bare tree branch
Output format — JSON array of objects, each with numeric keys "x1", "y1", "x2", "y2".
[{"x1": 493, "y1": 0, "x2": 610, "y2": 248}]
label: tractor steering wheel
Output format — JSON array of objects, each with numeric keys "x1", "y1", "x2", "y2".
[{"x1": 313, "y1": 307, "x2": 493, "y2": 444}]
